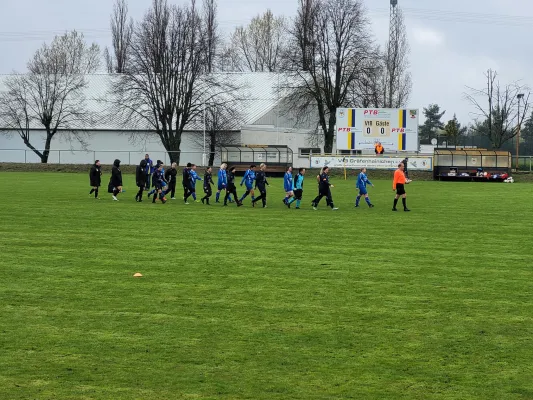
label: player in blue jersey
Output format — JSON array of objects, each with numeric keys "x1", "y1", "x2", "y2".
[
  {"x1": 239, "y1": 164, "x2": 256, "y2": 203},
  {"x1": 189, "y1": 164, "x2": 202, "y2": 202},
  {"x1": 287, "y1": 168, "x2": 305, "y2": 209},
  {"x1": 148, "y1": 160, "x2": 164, "y2": 198},
  {"x1": 283, "y1": 166, "x2": 295, "y2": 207},
  {"x1": 355, "y1": 167, "x2": 374, "y2": 208},
  {"x1": 216, "y1": 163, "x2": 233, "y2": 203},
  {"x1": 151, "y1": 163, "x2": 167, "y2": 204}
]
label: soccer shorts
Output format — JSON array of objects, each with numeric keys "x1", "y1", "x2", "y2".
[
  {"x1": 245, "y1": 184, "x2": 254, "y2": 191},
  {"x1": 358, "y1": 187, "x2": 368, "y2": 196},
  {"x1": 294, "y1": 189, "x2": 303, "y2": 200},
  {"x1": 217, "y1": 184, "x2": 226, "y2": 191},
  {"x1": 396, "y1": 184, "x2": 406, "y2": 196}
]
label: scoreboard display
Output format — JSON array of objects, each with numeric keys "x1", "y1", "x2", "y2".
[{"x1": 336, "y1": 108, "x2": 419, "y2": 151}]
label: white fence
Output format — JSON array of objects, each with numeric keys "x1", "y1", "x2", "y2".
[
  {"x1": 0, "y1": 149, "x2": 214, "y2": 167},
  {"x1": 1, "y1": 148, "x2": 533, "y2": 172}
]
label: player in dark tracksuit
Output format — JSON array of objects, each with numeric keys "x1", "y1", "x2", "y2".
[
  {"x1": 89, "y1": 160, "x2": 102, "y2": 199},
  {"x1": 135, "y1": 159, "x2": 147, "y2": 202},
  {"x1": 224, "y1": 166, "x2": 243, "y2": 207},
  {"x1": 201, "y1": 167, "x2": 214, "y2": 205},
  {"x1": 183, "y1": 163, "x2": 192, "y2": 203},
  {"x1": 151, "y1": 164, "x2": 167, "y2": 204},
  {"x1": 144, "y1": 154, "x2": 153, "y2": 190},
  {"x1": 164, "y1": 162, "x2": 178, "y2": 199},
  {"x1": 402, "y1": 157, "x2": 409, "y2": 179},
  {"x1": 311, "y1": 166, "x2": 338, "y2": 210},
  {"x1": 251, "y1": 163, "x2": 269, "y2": 208},
  {"x1": 109, "y1": 159, "x2": 123, "y2": 201}
]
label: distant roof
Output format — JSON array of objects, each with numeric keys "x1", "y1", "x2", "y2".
[{"x1": 0, "y1": 72, "x2": 290, "y2": 132}]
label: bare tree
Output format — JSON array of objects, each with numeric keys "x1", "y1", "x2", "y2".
[
  {"x1": 215, "y1": 44, "x2": 241, "y2": 72},
  {"x1": 191, "y1": 101, "x2": 243, "y2": 166},
  {"x1": 295, "y1": 0, "x2": 316, "y2": 72},
  {"x1": 229, "y1": 10, "x2": 288, "y2": 72},
  {"x1": 203, "y1": 0, "x2": 218, "y2": 73},
  {"x1": 108, "y1": 0, "x2": 232, "y2": 164},
  {"x1": 0, "y1": 31, "x2": 100, "y2": 163},
  {"x1": 465, "y1": 69, "x2": 531, "y2": 149},
  {"x1": 384, "y1": 8, "x2": 411, "y2": 108},
  {"x1": 284, "y1": 0, "x2": 374, "y2": 153},
  {"x1": 104, "y1": 0, "x2": 134, "y2": 73}
]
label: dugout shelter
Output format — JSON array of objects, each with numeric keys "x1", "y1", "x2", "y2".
[
  {"x1": 433, "y1": 149, "x2": 511, "y2": 181},
  {"x1": 220, "y1": 145, "x2": 293, "y2": 175}
]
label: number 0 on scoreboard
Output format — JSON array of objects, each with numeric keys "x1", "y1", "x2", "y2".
[{"x1": 363, "y1": 120, "x2": 391, "y2": 138}]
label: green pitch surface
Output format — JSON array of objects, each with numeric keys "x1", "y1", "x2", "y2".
[{"x1": 0, "y1": 172, "x2": 532, "y2": 400}]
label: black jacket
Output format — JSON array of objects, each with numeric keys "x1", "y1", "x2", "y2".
[
  {"x1": 182, "y1": 167, "x2": 190, "y2": 185},
  {"x1": 318, "y1": 172, "x2": 331, "y2": 192},
  {"x1": 152, "y1": 169, "x2": 165, "y2": 187},
  {"x1": 204, "y1": 172, "x2": 214, "y2": 188},
  {"x1": 110, "y1": 159, "x2": 122, "y2": 187},
  {"x1": 165, "y1": 167, "x2": 177, "y2": 184},
  {"x1": 227, "y1": 171, "x2": 237, "y2": 189},
  {"x1": 136, "y1": 160, "x2": 147, "y2": 187},
  {"x1": 89, "y1": 163, "x2": 101, "y2": 186},
  {"x1": 255, "y1": 170, "x2": 269, "y2": 190}
]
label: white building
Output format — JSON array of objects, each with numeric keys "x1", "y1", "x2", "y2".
[{"x1": 0, "y1": 73, "x2": 328, "y2": 168}]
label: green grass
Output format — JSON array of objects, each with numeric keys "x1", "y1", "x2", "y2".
[{"x1": 0, "y1": 172, "x2": 532, "y2": 400}]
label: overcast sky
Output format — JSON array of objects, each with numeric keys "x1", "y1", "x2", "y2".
[{"x1": 1, "y1": 0, "x2": 532, "y2": 125}]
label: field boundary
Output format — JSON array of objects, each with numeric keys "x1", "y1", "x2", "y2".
[{"x1": 1, "y1": 162, "x2": 532, "y2": 182}]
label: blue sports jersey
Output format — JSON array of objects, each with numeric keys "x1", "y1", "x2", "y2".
[
  {"x1": 284, "y1": 172, "x2": 294, "y2": 192},
  {"x1": 294, "y1": 174, "x2": 304, "y2": 190},
  {"x1": 152, "y1": 169, "x2": 164, "y2": 185},
  {"x1": 240, "y1": 169, "x2": 256, "y2": 187},
  {"x1": 190, "y1": 170, "x2": 202, "y2": 187},
  {"x1": 144, "y1": 159, "x2": 152, "y2": 174},
  {"x1": 217, "y1": 169, "x2": 227, "y2": 186},
  {"x1": 356, "y1": 172, "x2": 372, "y2": 189}
]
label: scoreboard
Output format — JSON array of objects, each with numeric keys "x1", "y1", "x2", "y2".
[{"x1": 336, "y1": 108, "x2": 419, "y2": 152}]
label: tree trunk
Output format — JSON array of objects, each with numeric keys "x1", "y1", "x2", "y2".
[
  {"x1": 323, "y1": 111, "x2": 336, "y2": 154},
  {"x1": 209, "y1": 130, "x2": 217, "y2": 166},
  {"x1": 21, "y1": 132, "x2": 46, "y2": 163},
  {"x1": 41, "y1": 134, "x2": 53, "y2": 163},
  {"x1": 160, "y1": 126, "x2": 182, "y2": 165}
]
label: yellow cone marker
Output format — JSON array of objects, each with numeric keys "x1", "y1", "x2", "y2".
[{"x1": 133, "y1": 272, "x2": 143, "y2": 277}]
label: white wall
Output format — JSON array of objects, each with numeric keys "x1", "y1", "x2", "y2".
[
  {"x1": 1, "y1": 126, "x2": 325, "y2": 168},
  {"x1": 0, "y1": 130, "x2": 214, "y2": 166},
  {"x1": 240, "y1": 126, "x2": 316, "y2": 168}
]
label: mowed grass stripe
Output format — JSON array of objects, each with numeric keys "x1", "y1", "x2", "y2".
[{"x1": 0, "y1": 172, "x2": 532, "y2": 399}]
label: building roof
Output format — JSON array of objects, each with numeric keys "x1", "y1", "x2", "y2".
[{"x1": 0, "y1": 72, "x2": 288, "y2": 132}]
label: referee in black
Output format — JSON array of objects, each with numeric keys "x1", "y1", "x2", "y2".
[
  {"x1": 252, "y1": 163, "x2": 269, "y2": 208},
  {"x1": 311, "y1": 166, "x2": 338, "y2": 210},
  {"x1": 201, "y1": 166, "x2": 214, "y2": 205}
]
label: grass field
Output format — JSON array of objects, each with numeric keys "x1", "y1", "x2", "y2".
[{"x1": 0, "y1": 172, "x2": 532, "y2": 400}]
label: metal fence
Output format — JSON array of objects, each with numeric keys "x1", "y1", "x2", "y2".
[
  {"x1": 0, "y1": 149, "x2": 217, "y2": 167},
  {"x1": 1, "y1": 148, "x2": 533, "y2": 171}
]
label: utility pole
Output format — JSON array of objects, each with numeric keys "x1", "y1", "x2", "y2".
[
  {"x1": 516, "y1": 93, "x2": 524, "y2": 170},
  {"x1": 386, "y1": 0, "x2": 400, "y2": 108}
]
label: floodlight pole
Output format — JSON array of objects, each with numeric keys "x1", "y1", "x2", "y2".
[
  {"x1": 202, "y1": 103, "x2": 206, "y2": 167},
  {"x1": 516, "y1": 93, "x2": 524, "y2": 170}
]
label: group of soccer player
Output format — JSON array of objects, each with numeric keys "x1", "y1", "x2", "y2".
[{"x1": 89, "y1": 153, "x2": 412, "y2": 211}]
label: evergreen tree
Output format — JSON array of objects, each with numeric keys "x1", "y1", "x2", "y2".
[
  {"x1": 419, "y1": 104, "x2": 445, "y2": 143},
  {"x1": 443, "y1": 114, "x2": 467, "y2": 146},
  {"x1": 520, "y1": 111, "x2": 533, "y2": 154}
]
